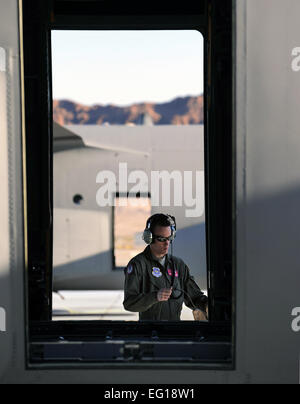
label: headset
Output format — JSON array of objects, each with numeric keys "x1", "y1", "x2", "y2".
[{"x1": 142, "y1": 213, "x2": 176, "y2": 245}]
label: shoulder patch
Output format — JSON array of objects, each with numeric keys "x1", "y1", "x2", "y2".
[{"x1": 127, "y1": 264, "x2": 133, "y2": 275}]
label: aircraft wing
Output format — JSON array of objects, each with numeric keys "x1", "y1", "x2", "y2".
[{"x1": 53, "y1": 122, "x2": 150, "y2": 156}]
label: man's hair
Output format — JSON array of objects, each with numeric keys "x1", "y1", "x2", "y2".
[{"x1": 148, "y1": 214, "x2": 172, "y2": 234}]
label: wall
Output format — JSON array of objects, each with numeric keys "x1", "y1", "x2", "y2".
[{"x1": 1, "y1": 0, "x2": 300, "y2": 384}]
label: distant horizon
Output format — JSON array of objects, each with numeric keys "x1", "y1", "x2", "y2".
[
  {"x1": 53, "y1": 93, "x2": 204, "y2": 126},
  {"x1": 53, "y1": 93, "x2": 204, "y2": 108}
]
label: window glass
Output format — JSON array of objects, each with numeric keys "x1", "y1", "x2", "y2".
[
  {"x1": 114, "y1": 196, "x2": 151, "y2": 268},
  {"x1": 51, "y1": 30, "x2": 206, "y2": 322}
]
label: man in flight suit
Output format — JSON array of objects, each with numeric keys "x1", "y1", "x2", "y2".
[{"x1": 123, "y1": 213, "x2": 208, "y2": 321}]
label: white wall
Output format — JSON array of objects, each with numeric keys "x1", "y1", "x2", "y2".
[
  {"x1": 235, "y1": 0, "x2": 300, "y2": 383},
  {"x1": 0, "y1": 0, "x2": 26, "y2": 383}
]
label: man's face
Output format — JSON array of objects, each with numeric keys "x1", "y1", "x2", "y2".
[{"x1": 150, "y1": 225, "x2": 172, "y2": 258}]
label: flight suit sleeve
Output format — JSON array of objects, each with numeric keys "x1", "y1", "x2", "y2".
[
  {"x1": 123, "y1": 262, "x2": 158, "y2": 313},
  {"x1": 182, "y1": 263, "x2": 208, "y2": 312}
]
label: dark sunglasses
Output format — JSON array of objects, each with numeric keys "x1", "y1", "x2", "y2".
[{"x1": 153, "y1": 235, "x2": 174, "y2": 242}]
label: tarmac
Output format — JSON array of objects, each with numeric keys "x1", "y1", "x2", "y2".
[{"x1": 52, "y1": 290, "x2": 198, "y2": 321}]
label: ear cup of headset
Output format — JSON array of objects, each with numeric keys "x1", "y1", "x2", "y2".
[
  {"x1": 142, "y1": 215, "x2": 153, "y2": 244},
  {"x1": 142, "y1": 228, "x2": 153, "y2": 245}
]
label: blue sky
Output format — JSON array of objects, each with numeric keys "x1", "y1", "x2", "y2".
[{"x1": 51, "y1": 30, "x2": 204, "y2": 106}]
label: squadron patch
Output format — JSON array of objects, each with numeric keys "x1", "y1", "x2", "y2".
[
  {"x1": 152, "y1": 267, "x2": 162, "y2": 278},
  {"x1": 127, "y1": 264, "x2": 133, "y2": 275}
]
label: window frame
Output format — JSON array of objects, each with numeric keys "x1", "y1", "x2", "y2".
[{"x1": 22, "y1": 0, "x2": 235, "y2": 369}]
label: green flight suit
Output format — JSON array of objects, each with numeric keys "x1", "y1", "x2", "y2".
[{"x1": 123, "y1": 246, "x2": 208, "y2": 321}]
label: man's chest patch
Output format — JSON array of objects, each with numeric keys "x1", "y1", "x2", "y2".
[{"x1": 152, "y1": 267, "x2": 162, "y2": 278}]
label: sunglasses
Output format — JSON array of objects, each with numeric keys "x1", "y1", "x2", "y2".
[{"x1": 153, "y1": 235, "x2": 174, "y2": 242}]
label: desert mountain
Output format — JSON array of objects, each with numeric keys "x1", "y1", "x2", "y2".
[{"x1": 53, "y1": 95, "x2": 204, "y2": 126}]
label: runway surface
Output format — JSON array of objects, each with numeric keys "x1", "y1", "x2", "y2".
[{"x1": 52, "y1": 290, "x2": 200, "y2": 321}]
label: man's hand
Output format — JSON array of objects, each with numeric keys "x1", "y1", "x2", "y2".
[
  {"x1": 193, "y1": 309, "x2": 208, "y2": 321},
  {"x1": 157, "y1": 288, "x2": 173, "y2": 302}
]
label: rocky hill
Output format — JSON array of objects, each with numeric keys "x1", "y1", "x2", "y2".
[{"x1": 53, "y1": 95, "x2": 204, "y2": 126}]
